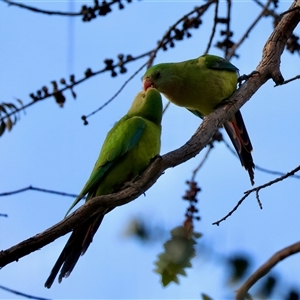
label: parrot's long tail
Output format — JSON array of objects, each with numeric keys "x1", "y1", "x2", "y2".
[
  {"x1": 44, "y1": 214, "x2": 104, "y2": 289},
  {"x1": 223, "y1": 109, "x2": 255, "y2": 185}
]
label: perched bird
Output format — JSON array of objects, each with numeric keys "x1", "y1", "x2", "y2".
[
  {"x1": 143, "y1": 54, "x2": 254, "y2": 185},
  {"x1": 45, "y1": 88, "x2": 163, "y2": 288}
]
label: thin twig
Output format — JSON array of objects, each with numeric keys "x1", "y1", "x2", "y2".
[
  {"x1": 191, "y1": 145, "x2": 213, "y2": 182},
  {"x1": 222, "y1": 138, "x2": 300, "y2": 179},
  {"x1": 227, "y1": 0, "x2": 273, "y2": 60},
  {"x1": 225, "y1": 0, "x2": 232, "y2": 58},
  {"x1": 204, "y1": 0, "x2": 219, "y2": 54},
  {"x1": 0, "y1": 51, "x2": 152, "y2": 123},
  {"x1": 147, "y1": 0, "x2": 216, "y2": 68},
  {"x1": 162, "y1": 101, "x2": 171, "y2": 115},
  {"x1": 83, "y1": 62, "x2": 148, "y2": 122},
  {"x1": 0, "y1": 2, "x2": 216, "y2": 124},
  {"x1": 252, "y1": 0, "x2": 279, "y2": 19},
  {"x1": 0, "y1": 185, "x2": 79, "y2": 198},
  {"x1": 1, "y1": 0, "x2": 82, "y2": 16},
  {"x1": 0, "y1": 284, "x2": 51, "y2": 300},
  {"x1": 236, "y1": 241, "x2": 300, "y2": 300},
  {"x1": 280, "y1": 6, "x2": 300, "y2": 17},
  {"x1": 275, "y1": 74, "x2": 300, "y2": 86},
  {"x1": 213, "y1": 164, "x2": 300, "y2": 225}
]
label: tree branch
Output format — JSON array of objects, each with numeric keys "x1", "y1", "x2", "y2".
[
  {"x1": 0, "y1": 185, "x2": 79, "y2": 199},
  {"x1": 212, "y1": 164, "x2": 300, "y2": 226},
  {"x1": 0, "y1": 1, "x2": 215, "y2": 125},
  {"x1": 227, "y1": 0, "x2": 273, "y2": 60},
  {"x1": 0, "y1": 284, "x2": 51, "y2": 300},
  {"x1": 0, "y1": 0, "x2": 132, "y2": 21},
  {"x1": 0, "y1": 0, "x2": 299, "y2": 271},
  {"x1": 236, "y1": 241, "x2": 300, "y2": 300}
]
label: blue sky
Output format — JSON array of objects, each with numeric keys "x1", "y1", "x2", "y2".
[{"x1": 1, "y1": 0, "x2": 300, "y2": 299}]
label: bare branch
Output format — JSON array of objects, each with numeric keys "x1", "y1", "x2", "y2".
[
  {"x1": 0, "y1": 186, "x2": 80, "y2": 198},
  {"x1": 236, "y1": 241, "x2": 300, "y2": 300},
  {"x1": 0, "y1": 0, "x2": 133, "y2": 21},
  {"x1": 213, "y1": 164, "x2": 300, "y2": 225},
  {"x1": 0, "y1": 284, "x2": 51, "y2": 300},
  {"x1": 253, "y1": 0, "x2": 279, "y2": 19},
  {"x1": 275, "y1": 74, "x2": 300, "y2": 86},
  {"x1": 0, "y1": 51, "x2": 151, "y2": 123},
  {"x1": 222, "y1": 138, "x2": 300, "y2": 179},
  {"x1": 191, "y1": 144, "x2": 213, "y2": 182},
  {"x1": 225, "y1": 0, "x2": 232, "y2": 58},
  {"x1": 146, "y1": 1, "x2": 216, "y2": 68},
  {"x1": 0, "y1": 1, "x2": 216, "y2": 125},
  {"x1": 0, "y1": 0, "x2": 299, "y2": 272},
  {"x1": 204, "y1": 0, "x2": 219, "y2": 54},
  {"x1": 82, "y1": 62, "x2": 148, "y2": 124},
  {"x1": 1, "y1": 0, "x2": 82, "y2": 16},
  {"x1": 227, "y1": 0, "x2": 273, "y2": 60}
]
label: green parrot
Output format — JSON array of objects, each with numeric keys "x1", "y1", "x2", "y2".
[
  {"x1": 44, "y1": 88, "x2": 162, "y2": 288},
  {"x1": 142, "y1": 54, "x2": 254, "y2": 185}
]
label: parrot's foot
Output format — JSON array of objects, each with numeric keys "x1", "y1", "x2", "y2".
[
  {"x1": 123, "y1": 180, "x2": 146, "y2": 196},
  {"x1": 150, "y1": 154, "x2": 162, "y2": 163},
  {"x1": 238, "y1": 71, "x2": 260, "y2": 87},
  {"x1": 214, "y1": 97, "x2": 233, "y2": 109}
]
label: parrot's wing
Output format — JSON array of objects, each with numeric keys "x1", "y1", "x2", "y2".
[
  {"x1": 202, "y1": 55, "x2": 239, "y2": 73},
  {"x1": 65, "y1": 117, "x2": 146, "y2": 216}
]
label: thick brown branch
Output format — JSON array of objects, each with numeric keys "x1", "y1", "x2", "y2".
[
  {"x1": 236, "y1": 241, "x2": 300, "y2": 300},
  {"x1": 0, "y1": 0, "x2": 299, "y2": 270}
]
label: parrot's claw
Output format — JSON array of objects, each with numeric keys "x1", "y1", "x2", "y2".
[
  {"x1": 150, "y1": 154, "x2": 162, "y2": 163},
  {"x1": 238, "y1": 71, "x2": 260, "y2": 87},
  {"x1": 214, "y1": 97, "x2": 234, "y2": 109},
  {"x1": 123, "y1": 180, "x2": 146, "y2": 196}
]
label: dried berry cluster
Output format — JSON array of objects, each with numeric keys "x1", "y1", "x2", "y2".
[
  {"x1": 27, "y1": 52, "x2": 134, "y2": 110},
  {"x1": 29, "y1": 75, "x2": 77, "y2": 108},
  {"x1": 182, "y1": 180, "x2": 201, "y2": 228},
  {"x1": 215, "y1": 17, "x2": 235, "y2": 54},
  {"x1": 103, "y1": 54, "x2": 133, "y2": 77},
  {"x1": 158, "y1": 13, "x2": 204, "y2": 51},
  {"x1": 80, "y1": 0, "x2": 132, "y2": 22}
]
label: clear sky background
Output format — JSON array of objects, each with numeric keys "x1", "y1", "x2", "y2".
[{"x1": 1, "y1": 0, "x2": 300, "y2": 299}]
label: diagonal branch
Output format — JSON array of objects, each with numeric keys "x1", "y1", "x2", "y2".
[
  {"x1": 0, "y1": 0, "x2": 299, "y2": 270},
  {"x1": 236, "y1": 241, "x2": 300, "y2": 300}
]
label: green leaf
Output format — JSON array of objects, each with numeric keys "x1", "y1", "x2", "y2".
[{"x1": 154, "y1": 225, "x2": 202, "y2": 287}]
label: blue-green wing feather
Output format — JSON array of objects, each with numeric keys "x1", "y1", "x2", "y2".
[{"x1": 202, "y1": 55, "x2": 239, "y2": 72}]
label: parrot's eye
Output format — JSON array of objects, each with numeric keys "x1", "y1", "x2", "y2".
[{"x1": 154, "y1": 71, "x2": 160, "y2": 80}]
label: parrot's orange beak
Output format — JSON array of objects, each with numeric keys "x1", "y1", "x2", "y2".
[{"x1": 143, "y1": 77, "x2": 153, "y2": 91}]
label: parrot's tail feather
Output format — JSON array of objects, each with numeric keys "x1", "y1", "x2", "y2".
[
  {"x1": 223, "y1": 110, "x2": 255, "y2": 185},
  {"x1": 44, "y1": 214, "x2": 105, "y2": 289}
]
